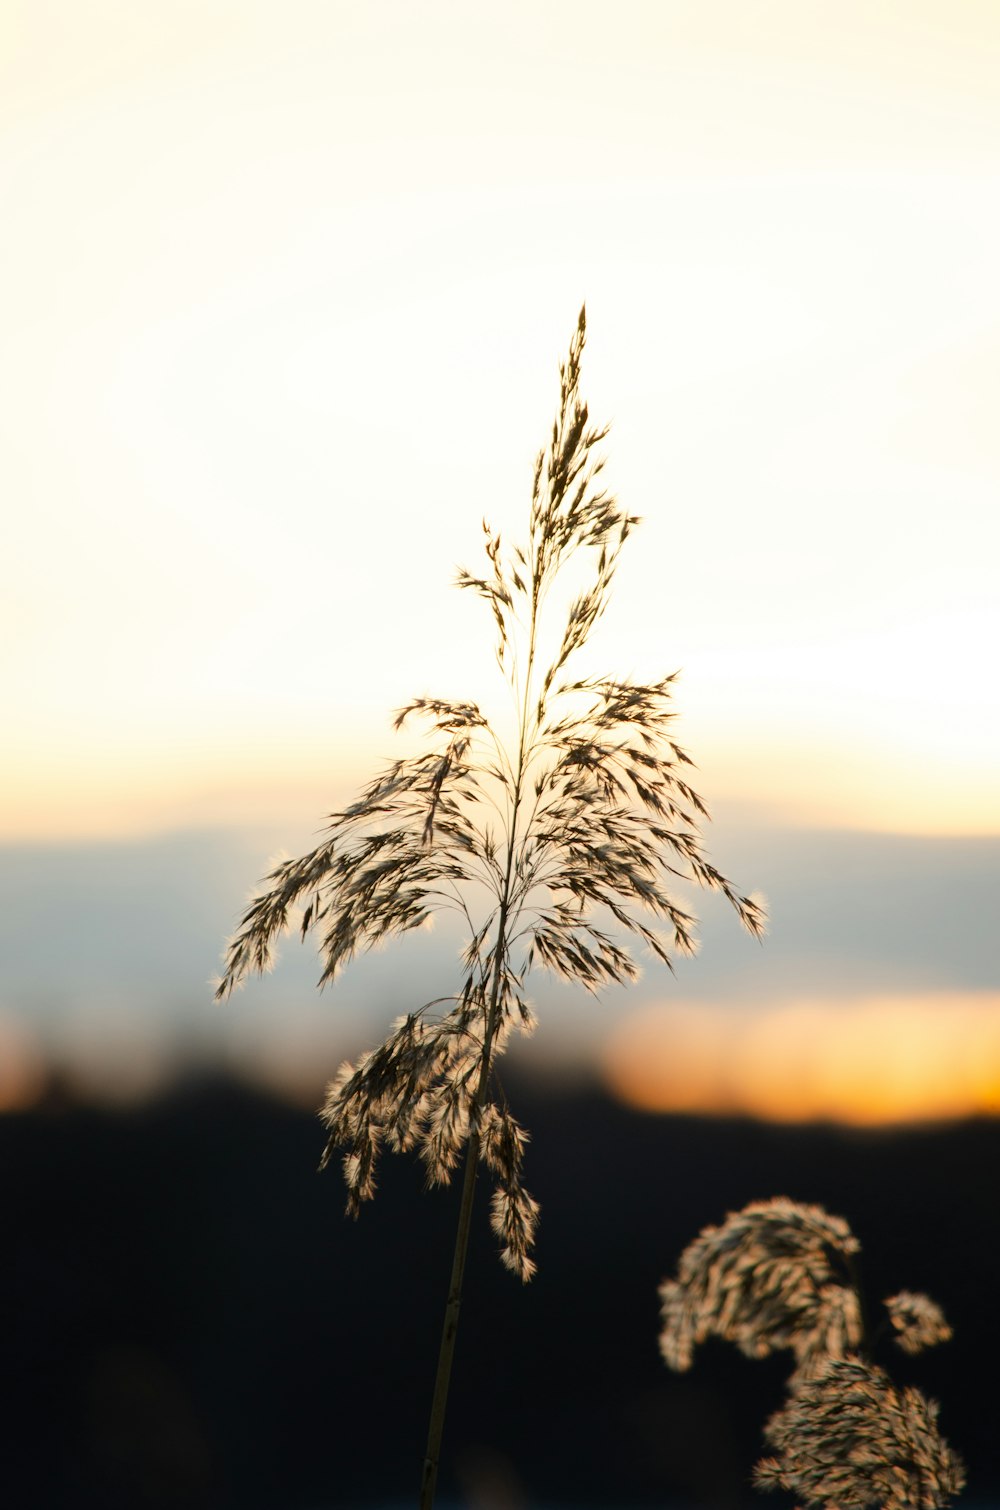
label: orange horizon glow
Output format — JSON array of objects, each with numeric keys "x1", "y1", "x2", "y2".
[
  {"x1": 603, "y1": 994, "x2": 1000, "y2": 1127},
  {"x1": 7, "y1": 993, "x2": 1000, "y2": 1128},
  {"x1": 4, "y1": 729, "x2": 1000, "y2": 846},
  {"x1": 0, "y1": 1016, "x2": 48, "y2": 1114}
]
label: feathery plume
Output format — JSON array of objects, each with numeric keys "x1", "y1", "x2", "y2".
[
  {"x1": 217, "y1": 307, "x2": 765, "y2": 1510},
  {"x1": 884, "y1": 1290, "x2": 953, "y2": 1356},
  {"x1": 660, "y1": 1201, "x2": 963, "y2": 1508},
  {"x1": 755, "y1": 1356, "x2": 964, "y2": 1510},
  {"x1": 219, "y1": 307, "x2": 763, "y2": 1279},
  {"x1": 658, "y1": 1198, "x2": 862, "y2": 1380}
]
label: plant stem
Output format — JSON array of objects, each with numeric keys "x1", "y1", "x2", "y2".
[
  {"x1": 418, "y1": 909, "x2": 507, "y2": 1510},
  {"x1": 419, "y1": 551, "x2": 542, "y2": 1510},
  {"x1": 417, "y1": 1140, "x2": 479, "y2": 1510}
]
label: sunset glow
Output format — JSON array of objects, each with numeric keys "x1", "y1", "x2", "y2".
[
  {"x1": 2, "y1": 2, "x2": 998, "y2": 844},
  {"x1": 0, "y1": 1015, "x2": 46, "y2": 1114},
  {"x1": 603, "y1": 995, "x2": 1000, "y2": 1126}
]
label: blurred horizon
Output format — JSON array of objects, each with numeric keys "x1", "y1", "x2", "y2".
[{"x1": 2, "y1": 809, "x2": 996, "y2": 1127}]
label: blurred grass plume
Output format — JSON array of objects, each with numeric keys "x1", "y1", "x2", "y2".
[{"x1": 660, "y1": 1199, "x2": 964, "y2": 1509}]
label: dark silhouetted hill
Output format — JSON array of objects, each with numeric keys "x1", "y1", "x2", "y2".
[{"x1": 4, "y1": 1076, "x2": 995, "y2": 1508}]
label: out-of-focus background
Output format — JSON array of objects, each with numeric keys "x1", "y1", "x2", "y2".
[{"x1": 3, "y1": 3, "x2": 998, "y2": 1505}]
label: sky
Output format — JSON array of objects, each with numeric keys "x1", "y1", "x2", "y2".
[{"x1": 2, "y1": 2, "x2": 998, "y2": 1122}]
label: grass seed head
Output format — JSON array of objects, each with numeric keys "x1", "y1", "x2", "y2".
[{"x1": 217, "y1": 308, "x2": 764, "y2": 1277}]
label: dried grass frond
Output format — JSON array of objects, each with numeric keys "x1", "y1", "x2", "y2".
[
  {"x1": 218, "y1": 307, "x2": 763, "y2": 1280},
  {"x1": 662, "y1": 1201, "x2": 962, "y2": 1510},
  {"x1": 884, "y1": 1290, "x2": 953, "y2": 1355},
  {"x1": 318, "y1": 1006, "x2": 485, "y2": 1200},
  {"x1": 755, "y1": 1356, "x2": 964, "y2": 1510},
  {"x1": 479, "y1": 1101, "x2": 539, "y2": 1281},
  {"x1": 658, "y1": 1199, "x2": 861, "y2": 1373}
]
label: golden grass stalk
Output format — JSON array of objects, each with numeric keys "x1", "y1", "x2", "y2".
[{"x1": 217, "y1": 307, "x2": 764, "y2": 1508}]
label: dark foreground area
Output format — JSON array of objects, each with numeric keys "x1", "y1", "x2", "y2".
[{"x1": 4, "y1": 1075, "x2": 997, "y2": 1508}]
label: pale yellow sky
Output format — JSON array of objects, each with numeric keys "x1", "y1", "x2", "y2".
[{"x1": 3, "y1": 1, "x2": 998, "y2": 841}]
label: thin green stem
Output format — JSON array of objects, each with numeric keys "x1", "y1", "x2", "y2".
[
  {"x1": 417, "y1": 900, "x2": 510, "y2": 1510},
  {"x1": 418, "y1": 553, "x2": 544, "y2": 1510}
]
